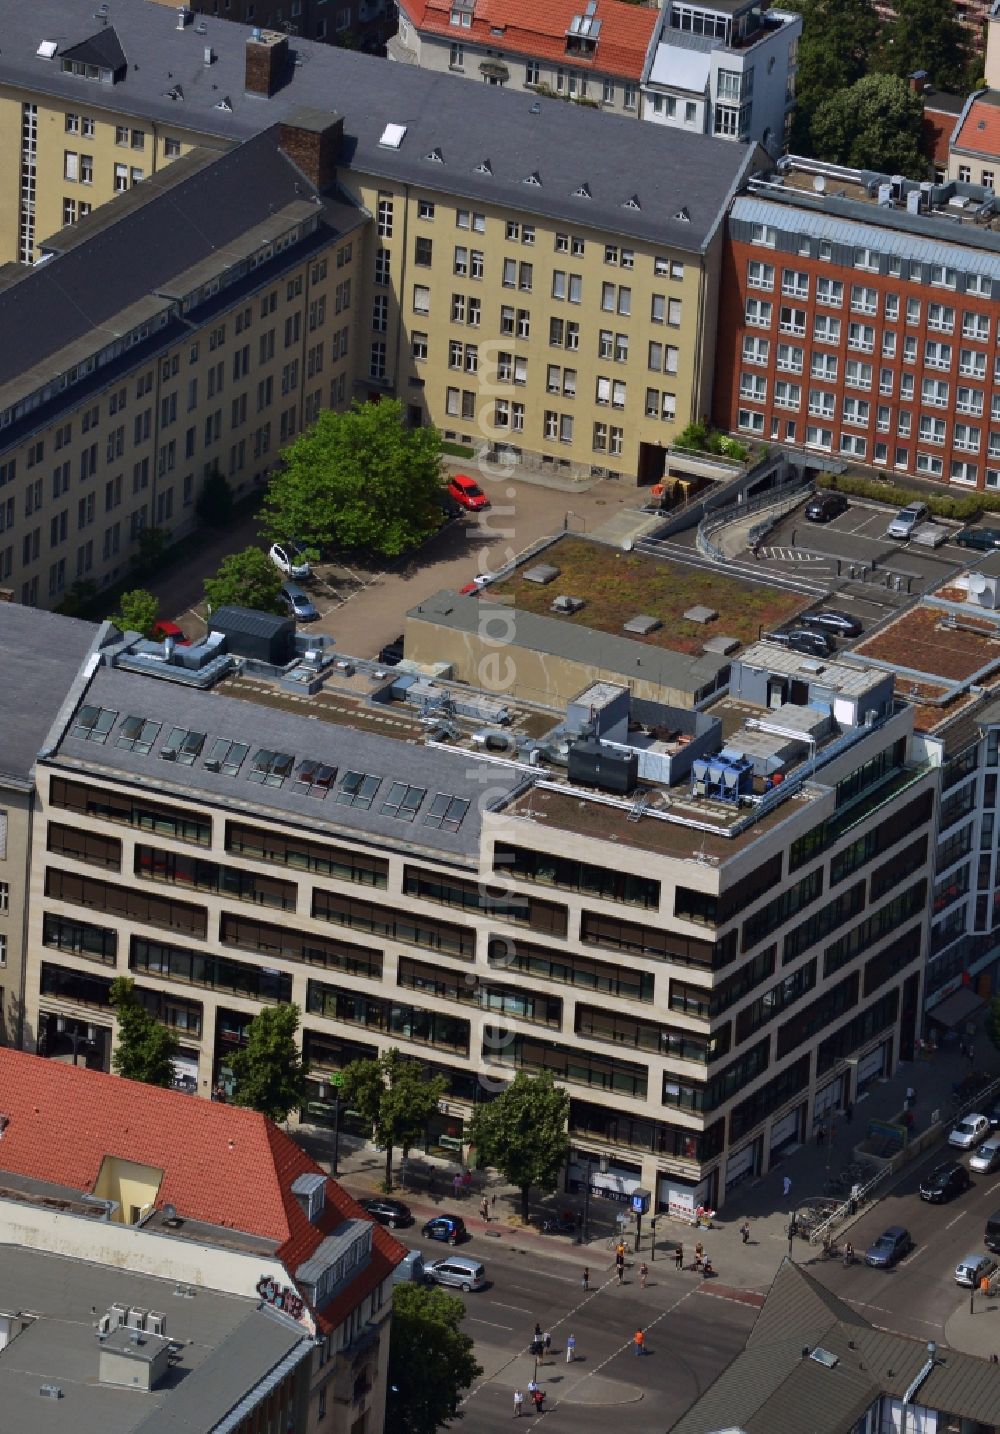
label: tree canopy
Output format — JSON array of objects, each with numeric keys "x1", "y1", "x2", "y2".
[
  {"x1": 196, "y1": 467, "x2": 235, "y2": 529},
  {"x1": 791, "y1": 0, "x2": 879, "y2": 150},
  {"x1": 387, "y1": 1283, "x2": 482, "y2": 1434},
  {"x1": 875, "y1": 0, "x2": 970, "y2": 93},
  {"x1": 229, "y1": 1004, "x2": 308, "y2": 1122},
  {"x1": 204, "y1": 545, "x2": 284, "y2": 615},
  {"x1": 110, "y1": 588, "x2": 160, "y2": 638},
  {"x1": 339, "y1": 1048, "x2": 446, "y2": 1190},
  {"x1": 260, "y1": 399, "x2": 445, "y2": 559},
  {"x1": 109, "y1": 977, "x2": 179, "y2": 1087},
  {"x1": 467, "y1": 1071, "x2": 570, "y2": 1223},
  {"x1": 809, "y1": 74, "x2": 926, "y2": 178}
]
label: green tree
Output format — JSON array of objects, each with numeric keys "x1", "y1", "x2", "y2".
[
  {"x1": 810, "y1": 74, "x2": 926, "y2": 177},
  {"x1": 109, "y1": 977, "x2": 179, "y2": 1088},
  {"x1": 876, "y1": 0, "x2": 970, "y2": 92},
  {"x1": 110, "y1": 587, "x2": 160, "y2": 638},
  {"x1": 196, "y1": 466, "x2": 235, "y2": 528},
  {"x1": 340, "y1": 1048, "x2": 446, "y2": 1191},
  {"x1": 387, "y1": 1284, "x2": 482, "y2": 1434},
  {"x1": 133, "y1": 525, "x2": 168, "y2": 578},
  {"x1": 792, "y1": 0, "x2": 880, "y2": 150},
  {"x1": 260, "y1": 400, "x2": 444, "y2": 559},
  {"x1": 467, "y1": 1071, "x2": 570, "y2": 1224},
  {"x1": 55, "y1": 579, "x2": 99, "y2": 618},
  {"x1": 229, "y1": 1004, "x2": 308, "y2": 1122},
  {"x1": 204, "y1": 545, "x2": 283, "y2": 614}
]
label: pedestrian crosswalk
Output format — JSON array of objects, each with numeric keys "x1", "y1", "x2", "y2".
[{"x1": 754, "y1": 546, "x2": 828, "y2": 564}]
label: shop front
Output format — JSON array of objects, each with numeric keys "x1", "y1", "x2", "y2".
[
  {"x1": 769, "y1": 1103, "x2": 805, "y2": 1160},
  {"x1": 812, "y1": 1073, "x2": 846, "y2": 1129},
  {"x1": 658, "y1": 1168, "x2": 718, "y2": 1217},
  {"x1": 567, "y1": 1151, "x2": 642, "y2": 1203},
  {"x1": 724, "y1": 1136, "x2": 762, "y2": 1193},
  {"x1": 853, "y1": 1038, "x2": 891, "y2": 1094}
]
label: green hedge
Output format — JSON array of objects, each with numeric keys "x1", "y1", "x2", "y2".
[
  {"x1": 441, "y1": 441, "x2": 476, "y2": 459},
  {"x1": 816, "y1": 471, "x2": 1000, "y2": 522}
]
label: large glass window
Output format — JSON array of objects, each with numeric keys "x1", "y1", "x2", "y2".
[
  {"x1": 131, "y1": 936, "x2": 292, "y2": 1003},
  {"x1": 405, "y1": 865, "x2": 566, "y2": 936},
  {"x1": 50, "y1": 776, "x2": 211, "y2": 846},
  {"x1": 493, "y1": 1031, "x2": 648, "y2": 1099},
  {"x1": 226, "y1": 822, "x2": 387, "y2": 888},
  {"x1": 221, "y1": 914, "x2": 382, "y2": 979},
  {"x1": 488, "y1": 936, "x2": 653, "y2": 1002},
  {"x1": 134, "y1": 845, "x2": 296, "y2": 911},
  {"x1": 494, "y1": 844, "x2": 659, "y2": 910},
  {"x1": 42, "y1": 912, "x2": 116, "y2": 964}
]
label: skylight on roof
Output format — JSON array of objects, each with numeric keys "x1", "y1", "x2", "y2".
[
  {"x1": 293, "y1": 759, "x2": 338, "y2": 797},
  {"x1": 573, "y1": 183, "x2": 592, "y2": 199},
  {"x1": 72, "y1": 704, "x2": 118, "y2": 744},
  {"x1": 37, "y1": 40, "x2": 58, "y2": 60},
  {"x1": 380, "y1": 123, "x2": 408, "y2": 150},
  {"x1": 162, "y1": 727, "x2": 206, "y2": 765},
  {"x1": 623, "y1": 194, "x2": 641, "y2": 211},
  {"x1": 336, "y1": 771, "x2": 382, "y2": 810},
  {"x1": 523, "y1": 171, "x2": 541, "y2": 186},
  {"x1": 116, "y1": 715, "x2": 161, "y2": 755},
  {"x1": 381, "y1": 781, "x2": 427, "y2": 822},
  {"x1": 248, "y1": 749, "x2": 295, "y2": 787},
  {"x1": 422, "y1": 793, "x2": 471, "y2": 832},
  {"x1": 425, "y1": 147, "x2": 444, "y2": 163},
  {"x1": 204, "y1": 737, "x2": 248, "y2": 776},
  {"x1": 475, "y1": 159, "x2": 492, "y2": 175}
]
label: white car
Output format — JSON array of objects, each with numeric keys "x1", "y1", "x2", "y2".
[
  {"x1": 886, "y1": 502, "x2": 928, "y2": 540},
  {"x1": 949, "y1": 1113, "x2": 991, "y2": 1150},
  {"x1": 955, "y1": 1252, "x2": 997, "y2": 1287},
  {"x1": 269, "y1": 542, "x2": 311, "y2": 579},
  {"x1": 971, "y1": 1138, "x2": 1000, "y2": 1174}
]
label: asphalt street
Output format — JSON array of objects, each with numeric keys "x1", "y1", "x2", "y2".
[
  {"x1": 806, "y1": 1135, "x2": 1000, "y2": 1344},
  {"x1": 433, "y1": 1233, "x2": 757, "y2": 1433}
]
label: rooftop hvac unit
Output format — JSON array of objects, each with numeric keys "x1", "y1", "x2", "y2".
[
  {"x1": 147, "y1": 1313, "x2": 166, "y2": 1337},
  {"x1": 97, "y1": 1314, "x2": 111, "y2": 1337},
  {"x1": 39, "y1": 1386, "x2": 63, "y2": 1400},
  {"x1": 890, "y1": 174, "x2": 905, "y2": 200},
  {"x1": 906, "y1": 188, "x2": 921, "y2": 214},
  {"x1": 967, "y1": 572, "x2": 998, "y2": 609},
  {"x1": 110, "y1": 1304, "x2": 127, "y2": 1329},
  {"x1": 568, "y1": 738, "x2": 638, "y2": 794},
  {"x1": 127, "y1": 1308, "x2": 147, "y2": 1332}
]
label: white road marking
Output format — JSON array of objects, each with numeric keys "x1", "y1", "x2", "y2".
[
  {"x1": 899, "y1": 1246, "x2": 926, "y2": 1267},
  {"x1": 946, "y1": 1211, "x2": 967, "y2": 1230},
  {"x1": 844, "y1": 1297, "x2": 892, "y2": 1314},
  {"x1": 468, "y1": 1317, "x2": 514, "y2": 1331},
  {"x1": 491, "y1": 1301, "x2": 534, "y2": 1314}
]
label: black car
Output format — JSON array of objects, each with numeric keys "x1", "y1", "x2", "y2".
[
  {"x1": 802, "y1": 609, "x2": 863, "y2": 638},
  {"x1": 358, "y1": 1196, "x2": 413, "y2": 1229},
  {"x1": 378, "y1": 635, "x2": 405, "y2": 666},
  {"x1": 956, "y1": 526, "x2": 1000, "y2": 551},
  {"x1": 919, "y1": 1160, "x2": 971, "y2": 1204},
  {"x1": 421, "y1": 1214, "x2": 468, "y2": 1244},
  {"x1": 784, "y1": 627, "x2": 834, "y2": 658},
  {"x1": 805, "y1": 491, "x2": 848, "y2": 523}
]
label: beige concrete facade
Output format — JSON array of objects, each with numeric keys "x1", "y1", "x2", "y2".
[{"x1": 0, "y1": 783, "x2": 30, "y2": 1048}]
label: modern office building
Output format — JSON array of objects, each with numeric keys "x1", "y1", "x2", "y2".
[
  {"x1": 389, "y1": 0, "x2": 657, "y2": 118},
  {"x1": 714, "y1": 153, "x2": 1000, "y2": 492},
  {"x1": 0, "y1": 0, "x2": 758, "y2": 610},
  {"x1": 14, "y1": 590, "x2": 935, "y2": 1213},
  {"x1": 0, "y1": 1047, "x2": 405, "y2": 1434},
  {"x1": 640, "y1": 0, "x2": 800, "y2": 152}
]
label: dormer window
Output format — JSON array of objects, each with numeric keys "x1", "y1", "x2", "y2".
[
  {"x1": 566, "y1": 1, "x2": 601, "y2": 55},
  {"x1": 450, "y1": 0, "x2": 474, "y2": 26}
]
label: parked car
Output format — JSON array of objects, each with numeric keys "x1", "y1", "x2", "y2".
[
  {"x1": 447, "y1": 473, "x2": 490, "y2": 511},
  {"x1": 886, "y1": 502, "x2": 928, "y2": 539},
  {"x1": 956, "y1": 526, "x2": 1000, "y2": 551},
  {"x1": 459, "y1": 574, "x2": 495, "y2": 596},
  {"x1": 919, "y1": 1161, "x2": 971, "y2": 1203},
  {"x1": 151, "y1": 619, "x2": 191, "y2": 646},
  {"x1": 421, "y1": 1214, "x2": 468, "y2": 1244},
  {"x1": 955, "y1": 1252, "x2": 998, "y2": 1287},
  {"x1": 358, "y1": 1196, "x2": 413, "y2": 1229},
  {"x1": 279, "y1": 582, "x2": 319, "y2": 622},
  {"x1": 377, "y1": 635, "x2": 405, "y2": 667},
  {"x1": 971, "y1": 1139, "x2": 1000, "y2": 1175},
  {"x1": 805, "y1": 491, "x2": 848, "y2": 523},
  {"x1": 392, "y1": 1250, "x2": 426, "y2": 1286},
  {"x1": 784, "y1": 628, "x2": 834, "y2": 658},
  {"x1": 269, "y1": 541, "x2": 312, "y2": 578},
  {"x1": 949, "y1": 1113, "x2": 991, "y2": 1150},
  {"x1": 425, "y1": 1256, "x2": 485, "y2": 1292},
  {"x1": 865, "y1": 1225, "x2": 913, "y2": 1268},
  {"x1": 801, "y1": 610, "x2": 863, "y2": 638},
  {"x1": 988, "y1": 1102, "x2": 1000, "y2": 1131}
]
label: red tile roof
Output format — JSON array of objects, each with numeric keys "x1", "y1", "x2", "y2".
[
  {"x1": 954, "y1": 97, "x2": 1000, "y2": 159},
  {"x1": 401, "y1": 0, "x2": 656, "y2": 80},
  {"x1": 0, "y1": 1050, "x2": 404, "y2": 1333}
]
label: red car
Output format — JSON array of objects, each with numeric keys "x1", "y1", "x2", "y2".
[
  {"x1": 447, "y1": 473, "x2": 490, "y2": 511},
  {"x1": 152, "y1": 620, "x2": 191, "y2": 646}
]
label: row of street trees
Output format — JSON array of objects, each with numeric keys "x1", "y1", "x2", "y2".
[{"x1": 794, "y1": 0, "x2": 979, "y2": 175}]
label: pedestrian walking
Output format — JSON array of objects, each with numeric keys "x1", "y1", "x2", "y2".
[
  {"x1": 617, "y1": 1260, "x2": 625, "y2": 1285},
  {"x1": 463, "y1": 1168, "x2": 473, "y2": 1192},
  {"x1": 582, "y1": 1266, "x2": 590, "y2": 1292},
  {"x1": 513, "y1": 1389, "x2": 524, "y2": 1418},
  {"x1": 634, "y1": 1328, "x2": 645, "y2": 1357},
  {"x1": 739, "y1": 1221, "x2": 750, "y2": 1246},
  {"x1": 532, "y1": 1389, "x2": 545, "y2": 1413},
  {"x1": 492, "y1": 1193, "x2": 497, "y2": 1210},
  {"x1": 480, "y1": 1196, "x2": 489, "y2": 1223},
  {"x1": 783, "y1": 1175, "x2": 792, "y2": 1198},
  {"x1": 453, "y1": 1173, "x2": 462, "y2": 1199},
  {"x1": 692, "y1": 1241, "x2": 704, "y2": 1271},
  {"x1": 906, "y1": 1085, "x2": 916, "y2": 1110},
  {"x1": 639, "y1": 1261, "x2": 649, "y2": 1289},
  {"x1": 566, "y1": 1333, "x2": 576, "y2": 1363},
  {"x1": 543, "y1": 1331, "x2": 552, "y2": 1357},
  {"x1": 527, "y1": 1379, "x2": 538, "y2": 1396},
  {"x1": 674, "y1": 1243, "x2": 683, "y2": 1270}
]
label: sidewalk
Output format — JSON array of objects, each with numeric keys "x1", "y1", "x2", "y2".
[{"x1": 294, "y1": 1030, "x2": 998, "y2": 1292}]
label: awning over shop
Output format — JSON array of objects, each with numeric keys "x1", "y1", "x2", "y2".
[{"x1": 927, "y1": 985, "x2": 984, "y2": 1028}]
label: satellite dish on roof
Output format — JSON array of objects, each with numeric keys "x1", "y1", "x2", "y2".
[{"x1": 813, "y1": 174, "x2": 826, "y2": 194}]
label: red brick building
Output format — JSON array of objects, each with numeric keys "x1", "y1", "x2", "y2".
[{"x1": 713, "y1": 157, "x2": 1000, "y2": 491}]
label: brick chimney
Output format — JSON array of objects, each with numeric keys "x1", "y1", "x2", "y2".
[
  {"x1": 245, "y1": 29, "x2": 289, "y2": 98},
  {"x1": 909, "y1": 69, "x2": 928, "y2": 95},
  {"x1": 279, "y1": 112, "x2": 344, "y2": 192}
]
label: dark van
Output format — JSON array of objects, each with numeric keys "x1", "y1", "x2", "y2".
[{"x1": 985, "y1": 1210, "x2": 1000, "y2": 1252}]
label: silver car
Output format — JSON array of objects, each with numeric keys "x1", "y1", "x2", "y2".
[
  {"x1": 955, "y1": 1252, "x2": 997, "y2": 1287},
  {"x1": 425, "y1": 1256, "x2": 485, "y2": 1292},
  {"x1": 950, "y1": 1113, "x2": 991, "y2": 1150},
  {"x1": 971, "y1": 1139, "x2": 1000, "y2": 1174},
  {"x1": 886, "y1": 502, "x2": 928, "y2": 539}
]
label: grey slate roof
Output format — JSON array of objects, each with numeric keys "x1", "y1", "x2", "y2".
[
  {"x1": 0, "y1": 125, "x2": 361, "y2": 395},
  {"x1": 669, "y1": 1259, "x2": 1000, "y2": 1434},
  {"x1": 52, "y1": 663, "x2": 523, "y2": 858},
  {"x1": 0, "y1": 0, "x2": 756, "y2": 253},
  {"x1": 0, "y1": 1240, "x2": 308, "y2": 1434},
  {"x1": 409, "y1": 591, "x2": 731, "y2": 696},
  {"x1": 0, "y1": 605, "x2": 98, "y2": 783}
]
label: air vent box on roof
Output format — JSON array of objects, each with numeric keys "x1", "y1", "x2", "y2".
[
  {"x1": 551, "y1": 595, "x2": 585, "y2": 614},
  {"x1": 209, "y1": 606, "x2": 294, "y2": 665},
  {"x1": 623, "y1": 614, "x2": 661, "y2": 635},
  {"x1": 684, "y1": 605, "x2": 717, "y2": 625},
  {"x1": 524, "y1": 563, "x2": 560, "y2": 585},
  {"x1": 37, "y1": 40, "x2": 58, "y2": 59},
  {"x1": 380, "y1": 122, "x2": 407, "y2": 149}
]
